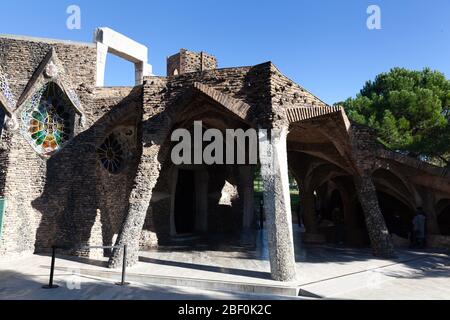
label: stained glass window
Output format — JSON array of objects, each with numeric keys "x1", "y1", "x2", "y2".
[
  {"x1": 21, "y1": 83, "x2": 75, "y2": 156},
  {"x1": 0, "y1": 107, "x2": 5, "y2": 138},
  {"x1": 97, "y1": 126, "x2": 136, "y2": 174},
  {"x1": 97, "y1": 133, "x2": 124, "y2": 174}
]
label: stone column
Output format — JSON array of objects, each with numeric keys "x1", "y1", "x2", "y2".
[
  {"x1": 302, "y1": 190, "x2": 318, "y2": 234},
  {"x1": 195, "y1": 169, "x2": 209, "y2": 233},
  {"x1": 259, "y1": 127, "x2": 297, "y2": 282},
  {"x1": 299, "y1": 183, "x2": 326, "y2": 244},
  {"x1": 109, "y1": 145, "x2": 161, "y2": 268},
  {"x1": 239, "y1": 165, "x2": 255, "y2": 245},
  {"x1": 239, "y1": 166, "x2": 255, "y2": 229},
  {"x1": 340, "y1": 186, "x2": 362, "y2": 246},
  {"x1": 96, "y1": 42, "x2": 108, "y2": 87},
  {"x1": 353, "y1": 173, "x2": 395, "y2": 258},
  {"x1": 135, "y1": 62, "x2": 153, "y2": 86},
  {"x1": 420, "y1": 190, "x2": 440, "y2": 235}
]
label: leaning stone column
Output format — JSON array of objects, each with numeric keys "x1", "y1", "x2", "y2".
[
  {"x1": 354, "y1": 173, "x2": 395, "y2": 258},
  {"x1": 259, "y1": 127, "x2": 297, "y2": 281},
  {"x1": 109, "y1": 145, "x2": 161, "y2": 268}
]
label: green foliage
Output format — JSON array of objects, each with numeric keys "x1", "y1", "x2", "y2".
[{"x1": 337, "y1": 68, "x2": 450, "y2": 166}]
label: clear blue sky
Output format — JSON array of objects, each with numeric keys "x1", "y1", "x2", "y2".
[{"x1": 1, "y1": 0, "x2": 450, "y2": 104}]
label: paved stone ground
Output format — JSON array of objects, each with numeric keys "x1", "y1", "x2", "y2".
[
  {"x1": 0, "y1": 228, "x2": 449, "y2": 300},
  {"x1": 0, "y1": 265, "x2": 295, "y2": 300}
]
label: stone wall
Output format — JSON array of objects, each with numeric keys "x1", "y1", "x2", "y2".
[
  {"x1": 0, "y1": 36, "x2": 142, "y2": 256},
  {"x1": 0, "y1": 36, "x2": 96, "y2": 255}
]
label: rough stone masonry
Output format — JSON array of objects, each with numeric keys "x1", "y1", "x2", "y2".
[{"x1": 0, "y1": 29, "x2": 450, "y2": 282}]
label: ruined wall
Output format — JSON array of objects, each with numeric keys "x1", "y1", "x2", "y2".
[{"x1": 167, "y1": 49, "x2": 218, "y2": 76}]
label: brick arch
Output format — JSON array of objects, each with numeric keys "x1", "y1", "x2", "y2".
[
  {"x1": 108, "y1": 85, "x2": 255, "y2": 267},
  {"x1": 307, "y1": 162, "x2": 348, "y2": 192},
  {"x1": 193, "y1": 83, "x2": 253, "y2": 123},
  {"x1": 91, "y1": 88, "x2": 142, "y2": 147},
  {"x1": 162, "y1": 83, "x2": 254, "y2": 133},
  {"x1": 372, "y1": 168, "x2": 416, "y2": 210},
  {"x1": 287, "y1": 107, "x2": 358, "y2": 176},
  {"x1": 15, "y1": 48, "x2": 84, "y2": 117}
]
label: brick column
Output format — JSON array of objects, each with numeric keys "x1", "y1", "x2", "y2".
[
  {"x1": 354, "y1": 173, "x2": 395, "y2": 258},
  {"x1": 300, "y1": 186, "x2": 326, "y2": 244},
  {"x1": 421, "y1": 190, "x2": 440, "y2": 235},
  {"x1": 259, "y1": 127, "x2": 297, "y2": 281}
]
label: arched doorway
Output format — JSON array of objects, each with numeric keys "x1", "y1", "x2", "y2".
[
  {"x1": 437, "y1": 199, "x2": 450, "y2": 235},
  {"x1": 174, "y1": 169, "x2": 196, "y2": 234},
  {"x1": 377, "y1": 191, "x2": 414, "y2": 239},
  {"x1": 141, "y1": 99, "x2": 256, "y2": 248}
]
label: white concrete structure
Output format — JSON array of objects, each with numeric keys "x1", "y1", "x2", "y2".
[{"x1": 94, "y1": 27, "x2": 153, "y2": 86}]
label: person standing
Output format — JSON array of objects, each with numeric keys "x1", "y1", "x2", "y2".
[
  {"x1": 332, "y1": 207, "x2": 345, "y2": 245},
  {"x1": 411, "y1": 207, "x2": 427, "y2": 248},
  {"x1": 296, "y1": 203, "x2": 306, "y2": 233}
]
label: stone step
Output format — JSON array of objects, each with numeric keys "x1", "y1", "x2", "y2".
[{"x1": 70, "y1": 267, "x2": 305, "y2": 297}]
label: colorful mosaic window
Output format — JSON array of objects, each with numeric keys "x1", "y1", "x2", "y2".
[
  {"x1": 21, "y1": 83, "x2": 75, "y2": 156},
  {"x1": 97, "y1": 133, "x2": 125, "y2": 174},
  {"x1": 0, "y1": 107, "x2": 5, "y2": 137},
  {"x1": 0, "y1": 69, "x2": 16, "y2": 109}
]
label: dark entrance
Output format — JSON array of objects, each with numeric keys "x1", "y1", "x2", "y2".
[
  {"x1": 377, "y1": 191, "x2": 413, "y2": 238},
  {"x1": 174, "y1": 170, "x2": 196, "y2": 234},
  {"x1": 438, "y1": 203, "x2": 450, "y2": 235}
]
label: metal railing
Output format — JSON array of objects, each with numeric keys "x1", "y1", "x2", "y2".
[{"x1": 42, "y1": 244, "x2": 129, "y2": 289}]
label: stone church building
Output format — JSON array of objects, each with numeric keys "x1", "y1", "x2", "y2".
[{"x1": 0, "y1": 28, "x2": 449, "y2": 281}]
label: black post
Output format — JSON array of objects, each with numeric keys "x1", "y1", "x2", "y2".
[
  {"x1": 42, "y1": 246, "x2": 59, "y2": 289},
  {"x1": 116, "y1": 245, "x2": 129, "y2": 286}
]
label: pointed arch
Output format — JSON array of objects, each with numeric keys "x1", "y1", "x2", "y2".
[
  {"x1": 193, "y1": 83, "x2": 252, "y2": 123},
  {"x1": 15, "y1": 48, "x2": 86, "y2": 157},
  {"x1": 372, "y1": 168, "x2": 416, "y2": 209},
  {"x1": 16, "y1": 48, "x2": 84, "y2": 116},
  {"x1": 0, "y1": 66, "x2": 16, "y2": 113}
]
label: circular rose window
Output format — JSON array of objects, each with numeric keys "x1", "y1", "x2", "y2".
[{"x1": 97, "y1": 133, "x2": 124, "y2": 174}]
